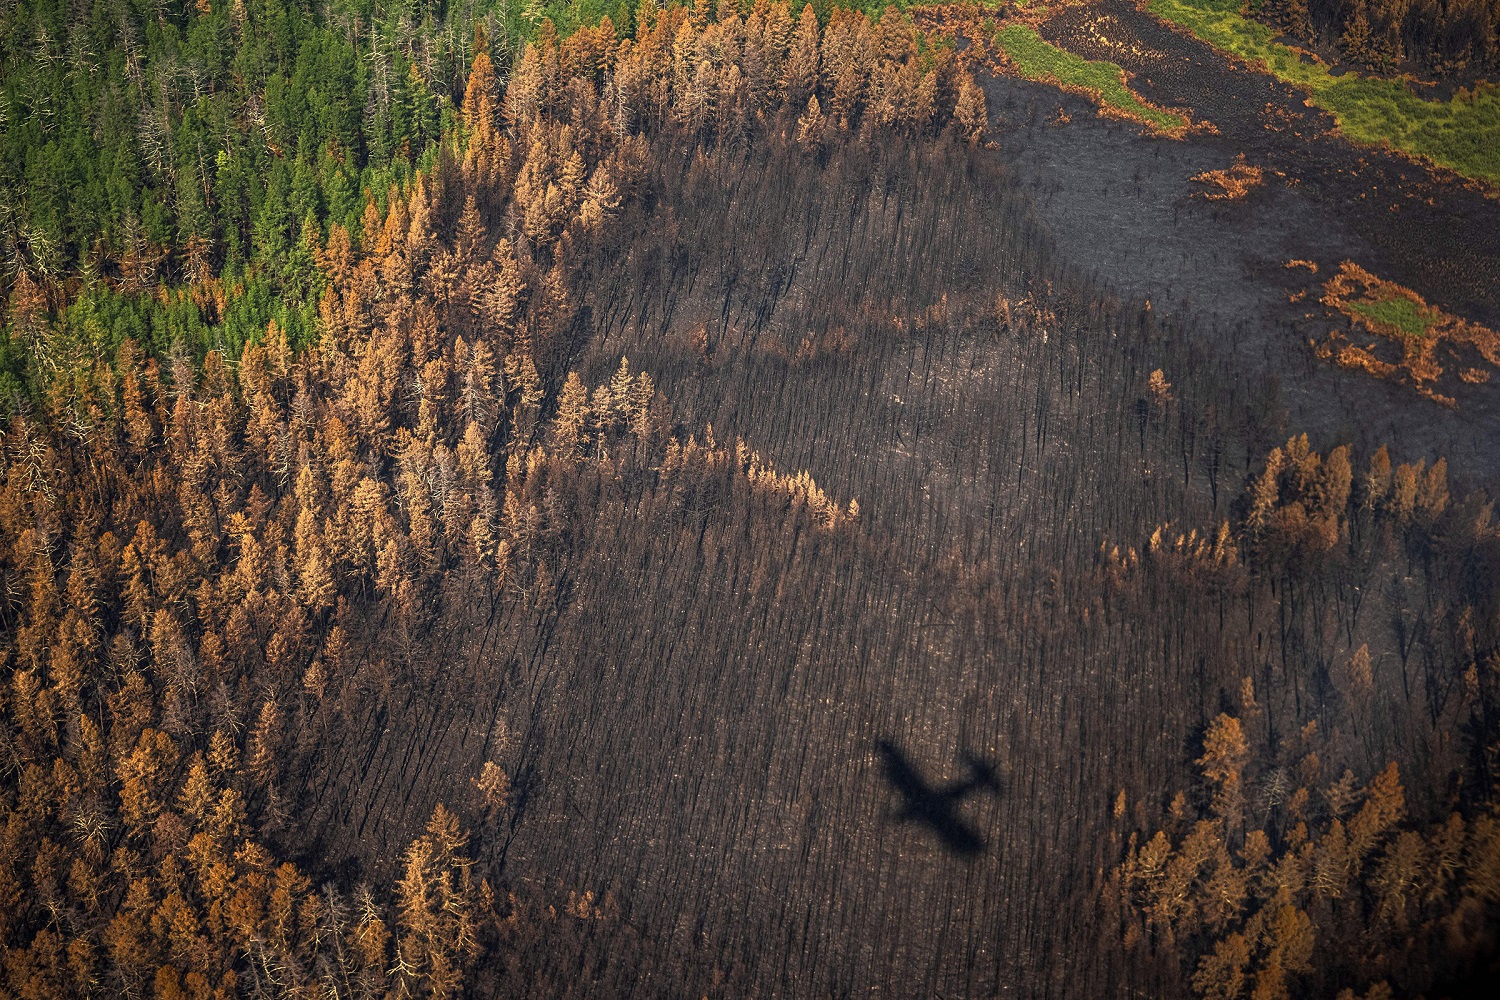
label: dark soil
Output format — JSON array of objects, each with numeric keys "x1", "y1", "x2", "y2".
[
  {"x1": 984, "y1": 0, "x2": 1500, "y2": 494},
  {"x1": 296, "y1": 13, "x2": 1500, "y2": 998},
  {"x1": 305, "y1": 139, "x2": 1245, "y2": 999}
]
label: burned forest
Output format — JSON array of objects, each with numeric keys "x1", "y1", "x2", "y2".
[{"x1": 1, "y1": 1, "x2": 1499, "y2": 998}]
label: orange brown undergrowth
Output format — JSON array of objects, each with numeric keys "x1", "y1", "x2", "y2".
[
  {"x1": 1311, "y1": 261, "x2": 1500, "y2": 406},
  {"x1": 1191, "y1": 154, "x2": 1266, "y2": 200}
]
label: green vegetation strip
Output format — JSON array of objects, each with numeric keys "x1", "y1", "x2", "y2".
[
  {"x1": 1146, "y1": 0, "x2": 1500, "y2": 185},
  {"x1": 992, "y1": 24, "x2": 1187, "y2": 132}
]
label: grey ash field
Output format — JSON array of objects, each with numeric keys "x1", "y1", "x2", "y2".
[{"x1": 992, "y1": 0, "x2": 1500, "y2": 493}]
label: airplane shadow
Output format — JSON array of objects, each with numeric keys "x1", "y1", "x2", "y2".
[{"x1": 875, "y1": 738, "x2": 1003, "y2": 858}]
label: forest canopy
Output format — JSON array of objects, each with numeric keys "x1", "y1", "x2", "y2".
[{"x1": 1, "y1": 1, "x2": 1498, "y2": 998}]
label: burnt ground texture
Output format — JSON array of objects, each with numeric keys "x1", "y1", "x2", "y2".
[
  {"x1": 370, "y1": 11, "x2": 1500, "y2": 998},
  {"x1": 990, "y1": 0, "x2": 1500, "y2": 494},
  {"x1": 4, "y1": 6, "x2": 1499, "y2": 1000},
  {"x1": 287, "y1": 9, "x2": 1500, "y2": 999}
]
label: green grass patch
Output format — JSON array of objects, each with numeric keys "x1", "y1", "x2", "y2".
[
  {"x1": 1345, "y1": 296, "x2": 1434, "y2": 341},
  {"x1": 993, "y1": 24, "x2": 1187, "y2": 132},
  {"x1": 1146, "y1": 0, "x2": 1500, "y2": 186}
]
